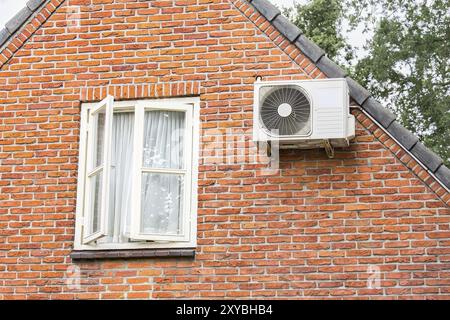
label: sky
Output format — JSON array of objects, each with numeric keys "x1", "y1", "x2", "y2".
[{"x1": 0, "y1": 0, "x2": 369, "y2": 59}]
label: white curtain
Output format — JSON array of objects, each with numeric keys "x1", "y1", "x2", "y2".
[
  {"x1": 141, "y1": 111, "x2": 185, "y2": 235},
  {"x1": 103, "y1": 112, "x2": 134, "y2": 243},
  {"x1": 97, "y1": 110, "x2": 185, "y2": 243}
]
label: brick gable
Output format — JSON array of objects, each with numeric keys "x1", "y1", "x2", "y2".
[{"x1": 0, "y1": 0, "x2": 449, "y2": 299}]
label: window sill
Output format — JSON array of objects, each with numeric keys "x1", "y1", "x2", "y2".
[{"x1": 70, "y1": 248, "x2": 195, "y2": 260}]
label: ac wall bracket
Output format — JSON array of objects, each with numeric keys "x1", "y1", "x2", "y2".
[
  {"x1": 323, "y1": 140, "x2": 334, "y2": 158},
  {"x1": 255, "y1": 140, "x2": 272, "y2": 157}
]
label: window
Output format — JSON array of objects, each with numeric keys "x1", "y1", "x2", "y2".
[{"x1": 74, "y1": 96, "x2": 199, "y2": 250}]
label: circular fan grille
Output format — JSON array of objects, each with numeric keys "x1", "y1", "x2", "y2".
[{"x1": 260, "y1": 86, "x2": 311, "y2": 136}]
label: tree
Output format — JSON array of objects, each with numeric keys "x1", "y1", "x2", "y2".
[
  {"x1": 351, "y1": 0, "x2": 450, "y2": 165},
  {"x1": 284, "y1": 0, "x2": 450, "y2": 165},
  {"x1": 282, "y1": 0, "x2": 353, "y2": 64}
]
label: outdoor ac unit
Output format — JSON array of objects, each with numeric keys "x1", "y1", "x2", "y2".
[{"x1": 253, "y1": 78, "x2": 355, "y2": 151}]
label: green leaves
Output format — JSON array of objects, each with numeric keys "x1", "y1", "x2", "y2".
[
  {"x1": 284, "y1": 0, "x2": 449, "y2": 165},
  {"x1": 352, "y1": 0, "x2": 450, "y2": 164},
  {"x1": 283, "y1": 0, "x2": 353, "y2": 64}
]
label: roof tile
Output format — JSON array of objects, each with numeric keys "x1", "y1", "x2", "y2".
[
  {"x1": 0, "y1": 28, "x2": 11, "y2": 45},
  {"x1": 251, "y1": 0, "x2": 280, "y2": 22},
  {"x1": 272, "y1": 15, "x2": 301, "y2": 42},
  {"x1": 0, "y1": 0, "x2": 49, "y2": 50},
  {"x1": 362, "y1": 97, "x2": 396, "y2": 128},
  {"x1": 346, "y1": 77, "x2": 370, "y2": 105},
  {"x1": 316, "y1": 55, "x2": 347, "y2": 78},
  {"x1": 5, "y1": 7, "x2": 33, "y2": 34},
  {"x1": 410, "y1": 142, "x2": 443, "y2": 173},
  {"x1": 295, "y1": 35, "x2": 325, "y2": 63},
  {"x1": 386, "y1": 121, "x2": 419, "y2": 150},
  {"x1": 435, "y1": 165, "x2": 450, "y2": 189},
  {"x1": 26, "y1": 0, "x2": 46, "y2": 11}
]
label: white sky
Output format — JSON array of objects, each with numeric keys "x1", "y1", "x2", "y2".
[{"x1": 0, "y1": 0, "x2": 369, "y2": 59}]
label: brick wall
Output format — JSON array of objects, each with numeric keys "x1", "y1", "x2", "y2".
[{"x1": 0, "y1": 0, "x2": 449, "y2": 299}]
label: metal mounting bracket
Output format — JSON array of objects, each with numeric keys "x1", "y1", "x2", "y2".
[{"x1": 323, "y1": 140, "x2": 334, "y2": 158}]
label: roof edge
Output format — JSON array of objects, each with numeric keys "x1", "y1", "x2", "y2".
[
  {"x1": 0, "y1": 0, "x2": 50, "y2": 51},
  {"x1": 246, "y1": 0, "x2": 449, "y2": 191}
]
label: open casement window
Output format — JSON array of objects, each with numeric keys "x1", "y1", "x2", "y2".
[
  {"x1": 130, "y1": 101, "x2": 193, "y2": 242},
  {"x1": 76, "y1": 97, "x2": 198, "y2": 250},
  {"x1": 82, "y1": 95, "x2": 114, "y2": 244}
]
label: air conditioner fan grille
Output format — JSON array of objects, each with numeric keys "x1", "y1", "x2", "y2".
[{"x1": 260, "y1": 86, "x2": 311, "y2": 136}]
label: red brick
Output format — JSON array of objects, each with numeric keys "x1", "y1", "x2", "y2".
[{"x1": 0, "y1": 0, "x2": 448, "y2": 301}]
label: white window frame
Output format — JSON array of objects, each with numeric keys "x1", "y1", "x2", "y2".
[
  {"x1": 130, "y1": 100, "x2": 193, "y2": 242},
  {"x1": 74, "y1": 97, "x2": 200, "y2": 251},
  {"x1": 82, "y1": 96, "x2": 114, "y2": 244}
]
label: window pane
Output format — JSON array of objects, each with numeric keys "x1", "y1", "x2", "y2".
[
  {"x1": 93, "y1": 110, "x2": 105, "y2": 168},
  {"x1": 142, "y1": 110, "x2": 185, "y2": 169},
  {"x1": 140, "y1": 173, "x2": 184, "y2": 235},
  {"x1": 88, "y1": 171, "x2": 102, "y2": 235}
]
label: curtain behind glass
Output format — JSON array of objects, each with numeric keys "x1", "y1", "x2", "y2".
[
  {"x1": 141, "y1": 111, "x2": 185, "y2": 235},
  {"x1": 142, "y1": 111, "x2": 184, "y2": 169},
  {"x1": 101, "y1": 112, "x2": 134, "y2": 243}
]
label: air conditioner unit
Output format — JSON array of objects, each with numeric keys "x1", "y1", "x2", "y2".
[{"x1": 253, "y1": 78, "x2": 355, "y2": 154}]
